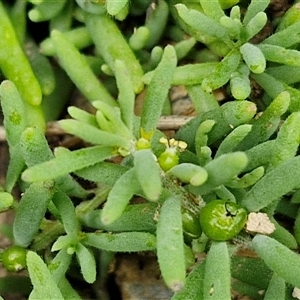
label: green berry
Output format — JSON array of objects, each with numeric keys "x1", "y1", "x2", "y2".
[
  {"x1": 158, "y1": 149, "x2": 179, "y2": 172},
  {"x1": 199, "y1": 199, "x2": 247, "y2": 241},
  {"x1": 1, "y1": 245, "x2": 27, "y2": 272},
  {"x1": 182, "y1": 208, "x2": 202, "y2": 243}
]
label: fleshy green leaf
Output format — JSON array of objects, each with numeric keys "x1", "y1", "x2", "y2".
[
  {"x1": 80, "y1": 203, "x2": 158, "y2": 232},
  {"x1": 59, "y1": 119, "x2": 131, "y2": 149},
  {"x1": 140, "y1": 45, "x2": 177, "y2": 138},
  {"x1": 52, "y1": 189, "x2": 79, "y2": 237},
  {"x1": 84, "y1": 232, "x2": 156, "y2": 252},
  {"x1": 175, "y1": 100, "x2": 256, "y2": 151},
  {"x1": 264, "y1": 274, "x2": 285, "y2": 300},
  {"x1": 22, "y1": 145, "x2": 115, "y2": 182},
  {"x1": 0, "y1": 80, "x2": 27, "y2": 149},
  {"x1": 134, "y1": 149, "x2": 162, "y2": 201},
  {"x1": 240, "y1": 43, "x2": 266, "y2": 74},
  {"x1": 215, "y1": 124, "x2": 252, "y2": 157},
  {"x1": 252, "y1": 235, "x2": 300, "y2": 288},
  {"x1": 189, "y1": 152, "x2": 248, "y2": 195},
  {"x1": 241, "y1": 156, "x2": 300, "y2": 211},
  {"x1": 234, "y1": 91, "x2": 290, "y2": 151},
  {"x1": 203, "y1": 242, "x2": 231, "y2": 300},
  {"x1": 262, "y1": 21, "x2": 300, "y2": 48},
  {"x1": 27, "y1": 251, "x2": 64, "y2": 300},
  {"x1": 175, "y1": 4, "x2": 230, "y2": 42},
  {"x1": 75, "y1": 243, "x2": 96, "y2": 284},
  {"x1": 242, "y1": 0, "x2": 270, "y2": 25},
  {"x1": 75, "y1": 162, "x2": 128, "y2": 186},
  {"x1": 157, "y1": 195, "x2": 185, "y2": 292},
  {"x1": 171, "y1": 262, "x2": 205, "y2": 300},
  {"x1": 49, "y1": 249, "x2": 73, "y2": 284},
  {"x1": 268, "y1": 111, "x2": 300, "y2": 170},
  {"x1": 258, "y1": 44, "x2": 300, "y2": 67},
  {"x1": 201, "y1": 49, "x2": 241, "y2": 93},
  {"x1": 200, "y1": 0, "x2": 225, "y2": 21},
  {"x1": 167, "y1": 163, "x2": 208, "y2": 186},
  {"x1": 13, "y1": 180, "x2": 55, "y2": 247},
  {"x1": 20, "y1": 126, "x2": 88, "y2": 198},
  {"x1": 115, "y1": 59, "x2": 135, "y2": 131},
  {"x1": 100, "y1": 168, "x2": 140, "y2": 225}
]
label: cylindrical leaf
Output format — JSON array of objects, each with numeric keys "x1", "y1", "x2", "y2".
[
  {"x1": 20, "y1": 126, "x2": 88, "y2": 198},
  {"x1": 264, "y1": 274, "x2": 285, "y2": 300},
  {"x1": 203, "y1": 242, "x2": 231, "y2": 300},
  {"x1": 49, "y1": 249, "x2": 72, "y2": 284},
  {"x1": 13, "y1": 180, "x2": 55, "y2": 247},
  {"x1": 0, "y1": 192, "x2": 14, "y2": 212},
  {"x1": 157, "y1": 195, "x2": 186, "y2": 292},
  {"x1": 40, "y1": 27, "x2": 93, "y2": 56},
  {"x1": 140, "y1": 45, "x2": 177, "y2": 138},
  {"x1": 167, "y1": 163, "x2": 208, "y2": 186},
  {"x1": 241, "y1": 156, "x2": 300, "y2": 211},
  {"x1": 258, "y1": 44, "x2": 300, "y2": 67},
  {"x1": 59, "y1": 119, "x2": 131, "y2": 149},
  {"x1": 84, "y1": 12, "x2": 144, "y2": 94},
  {"x1": 201, "y1": 49, "x2": 241, "y2": 93},
  {"x1": 252, "y1": 235, "x2": 300, "y2": 288},
  {"x1": 101, "y1": 169, "x2": 140, "y2": 225},
  {"x1": 26, "y1": 251, "x2": 64, "y2": 300},
  {"x1": 75, "y1": 162, "x2": 128, "y2": 187},
  {"x1": 243, "y1": 0, "x2": 270, "y2": 25},
  {"x1": 21, "y1": 145, "x2": 115, "y2": 182},
  {"x1": 200, "y1": 0, "x2": 225, "y2": 21},
  {"x1": 234, "y1": 91, "x2": 290, "y2": 151},
  {"x1": 84, "y1": 232, "x2": 156, "y2": 252},
  {"x1": 115, "y1": 59, "x2": 135, "y2": 131},
  {"x1": 75, "y1": 243, "x2": 96, "y2": 284},
  {"x1": 134, "y1": 150, "x2": 162, "y2": 201},
  {"x1": 230, "y1": 74, "x2": 251, "y2": 100},
  {"x1": 80, "y1": 203, "x2": 158, "y2": 233},
  {"x1": 171, "y1": 262, "x2": 205, "y2": 300},
  {"x1": 175, "y1": 100, "x2": 256, "y2": 151},
  {"x1": 28, "y1": 0, "x2": 66, "y2": 22},
  {"x1": 215, "y1": 124, "x2": 252, "y2": 157},
  {"x1": 106, "y1": 0, "x2": 128, "y2": 16},
  {"x1": 143, "y1": 63, "x2": 218, "y2": 86},
  {"x1": 225, "y1": 166, "x2": 264, "y2": 189},
  {"x1": 144, "y1": 0, "x2": 169, "y2": 49},
  {"x1": 244, "y1": 12, "x2": 267, "y2": 41},
  {"x1": 0, "y1": 80, "x2": 27, "y2": 149},
  {"x1": 51, "y1": 30, "x2": 116, "y2": 106},
  {"x1": 175, "y1": 4, "x2": 229, "y2": 41},
  {"x1": 268, "y1": 112, "x2": 300, "y2": 170},
  {"x1": 189, "y1": 152, "x2": 248, "y2": 195},
  {"x1": 240, "y1": 43, "x2": 266, "y2": 74},
  {"x1": 52, "y1": 189, "x2": 79, "y2": 238},
  {"x1": 0, "y1": 3, "x2": 42, "y2": 106},
  {"x1": 262, "y1": 21, "x2": 300, "y2": 48}
]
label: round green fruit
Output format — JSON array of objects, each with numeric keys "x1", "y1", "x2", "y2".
[
  {"x1": 158, "y1": 149, "x2": 179, "y2": 172},
  {"x1": 1, "y1": 245, "x2": 27, "y2": 272},
  {"x1": 199, "y1": 199, "x2": 247, "y2": 241},
  {"x1": 182, "y1": 208, "x2": 202, "y2": 242}
]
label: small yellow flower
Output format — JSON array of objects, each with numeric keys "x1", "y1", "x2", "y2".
[{"x1": 159, "y1": 137, "x2": 187, "y2": 151}]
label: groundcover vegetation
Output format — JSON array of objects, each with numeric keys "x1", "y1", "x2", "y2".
[{"x1": 1, "y1": 0, "x2": 300, "y2": 299}]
